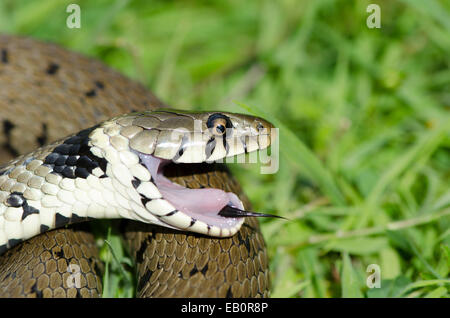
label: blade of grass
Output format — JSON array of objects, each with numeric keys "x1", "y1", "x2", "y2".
[
  {"x1": 341, "y1": 252, "x2": 363, "y2": 298},
  {"x1": 395, "y1": 279, "x2": 450, "y2": 297},
  {"x1": 288, "y1": 207, "x2": 450, "y2": 249},
  {"x1": 359, "y1": 121, "x2": 449, "y2": 227},
  {"x1": 101, "y1": 226, "x2": 113, "y2": 298},
  {"x1": 400, "y1": 0, "x2": 450, "y2": 31}
]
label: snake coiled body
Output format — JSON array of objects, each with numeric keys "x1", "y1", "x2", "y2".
[{"x1": 0, "y1": 35, "x2": 271, "y2": 297}]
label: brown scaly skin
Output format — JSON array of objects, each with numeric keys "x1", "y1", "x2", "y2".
[
  {"x1": 0, "y1": 225, "x2": 103, "y2": 298},
  {"x1": 0, "y1": 35, "x2": 270, "y2": 297}
]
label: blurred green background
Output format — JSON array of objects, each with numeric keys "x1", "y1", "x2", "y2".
[{"x1": 0, "y1": 0, "x2": 449, "y2": 297}]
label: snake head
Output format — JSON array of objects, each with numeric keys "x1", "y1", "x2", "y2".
[
  {"x1": 126, "y1": 110, "x2": 275, "y2": 163},
  {"x1": 91, "y1": 110, "x2": 277, "y2": 237}
]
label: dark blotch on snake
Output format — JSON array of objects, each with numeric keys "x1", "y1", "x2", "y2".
[
  {"x1": 2, "y1": 119, "x2": 19, "y2": 157},
  {"x1": 189, "y1": 265, "x2": 199, "y2": 276},
  {"x1": 74, "y1": 167, "x2": 90, "y2": 178},
  {"x1": 205, "y1": 137, "x2": 216, "y2": 159},
  {"x1": 36, "y1": 123, "x2": 48, "y2": 146},
  {"x1": 43, "y1": 125, "x2": 107, "y2": 179},
  {"x1": 40, "y1": 224, "x2": 50, "y2": 233},
  {"x1": 237, "y1": 231, "x2": 252, "y2": 254},
  {"x1": 55, "y1": 213, "x2": 70, "y2": 228},
  {"x1": 135, "y1": 237, "x2": 150, "y2": 263},
  {"x1": 226, "y1": 286, "x2": 233, "y2": 298},
  {"x1": 200, "y1": 263, "x2": 208, "y2": 275},
  {"x1": 62, "y1": 166, "x2": 76, "y2": 178},
  {"x1": 54, "y1": 212, "x2": 91, "y2": 228},
  {"x1": 35, "y1": 289, "x2": 44, "y2": 298},
  {"x1": 7, "y1": 238, "x2": 22, "y2": 249},
  {"x1": 95, "y1": 81, "x2": 104, "y2": 89},
  {"x1": 172, "y1": 134, "x2": 189, "y2": 161},
  {"x1": 92, "y1": 257, "x2": 103, "y2": 278},
  {"x1": 55, "y1": 154, "x2": 69, "y2": 166},
  {"x1": 54, "y1": 248, "x2": 65, "y2": 259},
  {"x1": 44, "y1": 153, "x2": 58, "y2": 165},
  {"x1": 53, "y1": 144, "x2": 71, "y2": 155},
  {"x1": 1, "y1": 49, "x2": 8, "y2": 63},
  {"x1": 188, "y1": 264, "x2": 208, "y2": 277},
  {"x1": 85, "y1": 89, "x2": 97, "y2": 97},
  {"x1": 6, "y1": 192, "x2": 24, "y2": 207},
  {"x1": 131, "y1": 177, "x2": 141, "y2": 189},
  {"x1": 140, "y1": 196, "x2": 152, "y2": 206},
  {"x1": 46, "y1": 63, "x2": 59, "y2": 75},
  {"x1": 70, "y1": 213, "x2": 92, "y2": 224},
  {"x1": 76, "y1": 155, "x2": 95, "y2": 168},
  {"x1": 3, "y1": 119, "x2": 14, "y2": 136},
  {"x1": 5, "y1": 192, "x2": 40, "y2": 220},
  {"x1": 53, "y1": 165, "x2": 64, "y2": 173},
  {"x1": 164, "y1": 210, "x2": 177, "y2": 217},
  {"x1": 21, "y1": 202, "x2": 40, "y2": 221},
  {"x1": 223, "y1": 136, "x2": 230, "y2": 156},
  {"x1": 66, "y1": 155, "x2": 78, "y2": 166},
  {"x1": 31, "y1": 282, "x2": 43, "y2": 298},
  {"x1": 137, "y1": 269, "x2": 154, "y2": 292}
]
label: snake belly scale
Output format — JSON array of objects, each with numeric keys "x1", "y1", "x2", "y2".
[{"x1": 0, "y1": 35, "x2": 271, "y2": 297}]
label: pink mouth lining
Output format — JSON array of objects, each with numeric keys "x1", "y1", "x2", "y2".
[{"x1": 138, "y1": 153, "x2": 243, "y2": 229}]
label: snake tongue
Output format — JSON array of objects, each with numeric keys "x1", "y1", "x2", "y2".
[{"x1": 218, "y1": 205, "x2": 283, "y2": 219}]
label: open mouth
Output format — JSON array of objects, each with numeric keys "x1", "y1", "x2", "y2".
[
  {"x1": 136, "y1": 152, "x2": 279, "y2": 236},
  {"x1": 138, "y1": 152, "x2": 244, "y2": 233}
]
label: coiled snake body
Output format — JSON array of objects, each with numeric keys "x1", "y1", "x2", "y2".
[{"x1": 0, "y1": 35, "x2": 272, "y2": 297}]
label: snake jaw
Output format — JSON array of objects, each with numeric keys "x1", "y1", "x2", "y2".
[{"x1": 137, "y1": 152, "x2": 245, "y2": 237}]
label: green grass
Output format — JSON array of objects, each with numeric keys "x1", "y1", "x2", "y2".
[{"x1": 1, "y1": 0, "x2": 449, "y2": 298}]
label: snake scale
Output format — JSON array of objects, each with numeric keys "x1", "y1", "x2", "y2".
[{"x1": 0, "y1": 35, "x2": 272, "y2": 298}]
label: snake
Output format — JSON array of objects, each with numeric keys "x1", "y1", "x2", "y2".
[{"x1": 0, "y1": 35, "x2": 274, "y2": 297}]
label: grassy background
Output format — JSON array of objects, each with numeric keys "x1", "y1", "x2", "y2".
[{"x1": 0, "y1": 0, "x2": 449, "y2": 298}]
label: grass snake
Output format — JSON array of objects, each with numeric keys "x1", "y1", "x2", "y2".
[{"x1": 0, "y1": 35, "x2": 274, "y2": 298}]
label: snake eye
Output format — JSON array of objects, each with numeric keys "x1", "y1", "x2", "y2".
[
  {"x1": 215, "y1": 124, "x2": 226, "y2": 135},
  {"x1": 211, "y1": 118, "x2": 227, "y2": 136},
  {"x1": 207, "y1": 113, "x2": 232, "y2": 136},
  {"x1": 256, "y1": 122, "x2": 264, "y2": 131}
]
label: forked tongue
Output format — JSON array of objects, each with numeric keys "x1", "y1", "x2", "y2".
[{"x1": 218, "y1": 205, "x2": 284, "y2": 219}]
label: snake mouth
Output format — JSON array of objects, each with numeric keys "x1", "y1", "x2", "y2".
[{"x1": 137, "y1": 152, "x2": 245, "y2": 236}]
